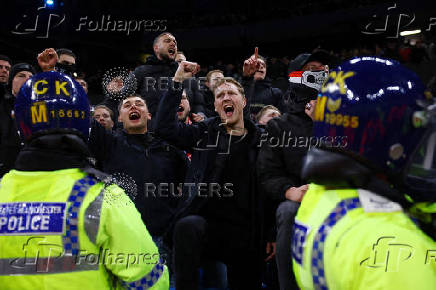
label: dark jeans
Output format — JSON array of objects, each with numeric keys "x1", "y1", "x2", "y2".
[
  {"x1": 173, "y1": 215, "x2": 262, "y2": 290},
  {"x1": 275, "y1": 200, "x2": 300, "y2": 290}
]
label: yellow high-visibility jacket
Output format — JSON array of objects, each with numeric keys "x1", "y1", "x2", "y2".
[
  {"x1": 0, "y1": 168, "x2": 169, "y2": 289},
  {"x1": 292, "y1": 184, "x2": 436, "y2": 290}
]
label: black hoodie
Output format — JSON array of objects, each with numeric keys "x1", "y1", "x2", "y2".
[
  {"x1": 241, "y1": 76, "x2": 283, "y2": 116},
  {"x1": 133, "y1": 55, "x2": 178, "y2": 119},
  {"x1": 0, "y1": 89, "x2": 21, "y2": 177}
]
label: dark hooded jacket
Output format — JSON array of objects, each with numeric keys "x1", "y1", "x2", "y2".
[
  {"x1": 242, "y1": 76, "x2": 283, "y2": 116},
  {"x1": 133, "y1": 55, "x2": 179, "y2": 119},
  {"x1": 0, "y1": 89, "x2": 21, "y2": 177},
  {"x1": 257, "y1": 83, "x2": 317, "y2": 201},
  {"x1": 88, "y1": 121, "x2": 188, "y2": 236}
]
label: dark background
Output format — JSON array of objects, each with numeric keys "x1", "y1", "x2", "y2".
[{"x1": 1, "y1": 0, "x2": 435, "y2": 103}]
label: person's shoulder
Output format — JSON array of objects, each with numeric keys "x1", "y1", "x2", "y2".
[{"x1": 265, "y1": 114, "x2": 290, "y2": 134}]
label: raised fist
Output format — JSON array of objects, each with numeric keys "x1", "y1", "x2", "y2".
[
  {"x1": 37, "y1": 48, "x2": 58, "y2": 72},
  {"x1": 173, "y1": 61, "x2": 200, "y2": 82}
]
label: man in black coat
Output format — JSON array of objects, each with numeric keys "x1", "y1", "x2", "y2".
[
  {"x1": 242, "y1": 49, "x2": 283, "y2": 119},
  {"x1": 133, "y1": 32, "x2": 179, "y2": 122},
  {"x1": 88, "y1": 94, "x2": 188, "y2": 239},
  {"x1": 257, "y1": 51, "x2": 330, "y2": 290},
  {"x1": 156, "y1": 61, "x2": 264, "y2": 290}
]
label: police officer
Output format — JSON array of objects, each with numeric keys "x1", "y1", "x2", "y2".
[
  {"x1": 292, "y1": 57, "x2": 436, "y2": 289},
  {"x1": 0, "y1": 71, "x2": 169, "y2": 289}
]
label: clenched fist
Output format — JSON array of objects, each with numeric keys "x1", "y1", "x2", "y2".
[
  {"x1": 173, "y1": 61, "x2": 200, "y2": 83},
  {"x1": 37, "y1": 48, "x2": 58, "y2": 72}
]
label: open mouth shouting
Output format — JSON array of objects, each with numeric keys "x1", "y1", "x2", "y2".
[
  {"x1": 223, "y1": 104, "x2": 235, "y2": 118},
  {"x1": 129, "y1": 111, "x2": 141, "y2": 121},
  {"x1": 168, "y1": 48, "x2": 176, "y2": 58}
]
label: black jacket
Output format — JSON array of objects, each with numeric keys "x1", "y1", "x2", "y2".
[
  {"x1": 0, "y1": 90, "x2": 22, "y2": 177},
  {"x1": 88, "y1": 121, "x2": 188, "y2": 236},
  {"x1": 201, "y1": 88, "x2": 217, "y2": 118},
  {"x1": 242, "y1": 76, "x2": 283, "y2": 115},
  {"x1": 155, "y1": 82, "x2": 265, "y2": 250},
  {"x1": 133, "y1": 55, "x2": 178, "y2": 118},
  {"x1": 257, "y1": 111, "x2": 313, "y2": 201}
]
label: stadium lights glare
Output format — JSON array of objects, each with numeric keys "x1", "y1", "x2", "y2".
[{"x1": 400, "y1": 29, "x2": 421, "y2": 36}]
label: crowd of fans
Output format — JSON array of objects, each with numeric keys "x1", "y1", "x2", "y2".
[{"x1": 0, "y1": 31, "x2": 434, "y2": 289}]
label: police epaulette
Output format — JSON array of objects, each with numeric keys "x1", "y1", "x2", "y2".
[{"x1": 81, "y1": 167, "x2": 112, "y2": 184}]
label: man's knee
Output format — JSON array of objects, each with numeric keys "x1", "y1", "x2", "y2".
[{"x1": 276, "y1": 200, "x2": 300, "y2": 225}]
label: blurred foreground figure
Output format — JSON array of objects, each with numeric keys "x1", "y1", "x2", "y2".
[
  {"x1": 292, "y1": 57, "x2": 436, "y2": 289},
  {"x1": 0, "y1": 71, "x2": 169, "y2": 289}
]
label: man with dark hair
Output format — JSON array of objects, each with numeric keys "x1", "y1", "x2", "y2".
[
  {"x1": 75, "y1": 77, "x2": 88, "y2": 93},
  {"x1": 242, "y1": 48, "x2": 283, "y2": 120},
  {"x1": 56, "y1": 48, "x2": 77, "y2": 76},
  {"x1": 258, "y1": 50, "x2": 331, "y2": 290},
  {"x1": 156, "y1": 61, "x2": 265, "y2": 289},
  {"x1": 134, "y1": 32, "x2": 179, "y2": 122},
  {"x1": 0, "y1": 63, "x2": 35, "y2": 177},
  {"x1": 0, "y1": 55, "x2": 12, "y2": 85},
  {"x1": 56, "y1": 48, "x2": 77, "y2": 63},
  {"x1": 88, "y1": 94, "x2": 187, "y2": 285},
  {"x1": 88, "y1": 94, "x2": 187, "y2": 238},
  {"x1": 38, "y1": 48, "x2": 77, "y2": 76}
]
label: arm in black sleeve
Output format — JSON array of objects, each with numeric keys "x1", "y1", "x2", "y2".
[
  {"x1": 133, "y1": 66, "x2": 145, "y2": 94},
  {"x1": 88, "y1": 119, "x2": 115, "y2": 166},
  {"x1": 184, "y1": 78, "x2": 206, "y2": 114},
  {"x1": 241, "y1": 76, "x2": 255, "y2": 118},
  {"x1": 155, "y1": 80, "x2": 207, "y2": 150},
  {"x1": 257, "y1": 119, "x2": 300, "y2": 201},
  {"x1": 272, "y1": 87, "x2": 284, "y2": 112}
]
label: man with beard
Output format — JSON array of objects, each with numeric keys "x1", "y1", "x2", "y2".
[
  {"x1": 242, "y1": 48, "x2": 283, "y2": 120},
  {"x1": 257, "y1": 50, "x2": 331, "y2": 290},
  {"x1": 156, "y1": 61, "x2": 264, "y2": 290},
  {"x1": 134, "y1": 32, "x2": 179, "y2": 123}
]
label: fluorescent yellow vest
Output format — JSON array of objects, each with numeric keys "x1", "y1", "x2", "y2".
[
  {"x1": 292, "y1": 184, "x2": 436, "y2": 290},
  {"x1": 0, "y1": 168, "x2": 169, "y2": 289}
]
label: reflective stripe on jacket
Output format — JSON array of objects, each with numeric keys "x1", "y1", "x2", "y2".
[
  {"x1": 0, "y1": 168, "x2": 169, "y2": 289},
  {"x1": 292, "y1": 184, "x2": 436, "y2": 290}
]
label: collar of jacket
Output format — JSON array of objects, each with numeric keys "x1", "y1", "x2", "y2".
[
  {"x1": 282, "y1": 111, "x2": 313, "y2": 128},
  {"x1": 15, "y1": 134, "x2": 91, "y2": 171},
  {"x1": 254, "y1": 77, "x2": 272, "y2": 88},
  {"x1": 122, "y1": 130, "x2": 155, "y2": 147},
  {"x1": 302, "y1": 148, "x2": 410, "y2": 206}
]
